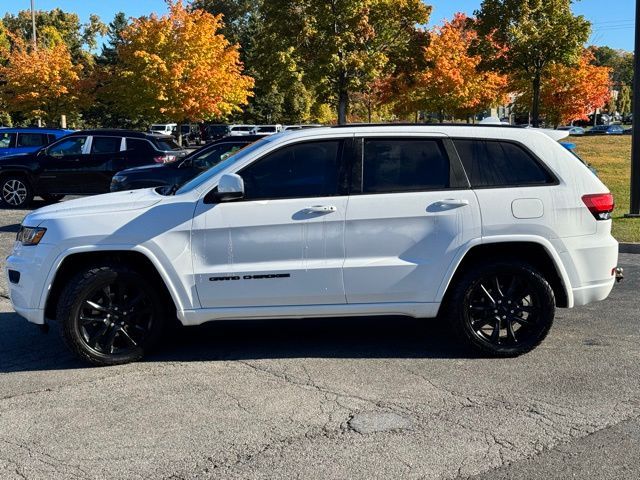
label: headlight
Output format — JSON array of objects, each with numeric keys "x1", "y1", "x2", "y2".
[{"x1": 16, "y1": 226, "x2": 46, "y2": 246}]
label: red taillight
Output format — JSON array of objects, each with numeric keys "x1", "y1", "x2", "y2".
[
  {"x1": 582, "y1": 193, "x2": 614, "y2": 220},
  {"x1": 154, "y1": 155, "x2": 177, "y2": 164}
]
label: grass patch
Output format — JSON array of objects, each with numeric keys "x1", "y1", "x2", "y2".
[{"x1": 572, "y1": 135, "x2": 638, "y2": 242}]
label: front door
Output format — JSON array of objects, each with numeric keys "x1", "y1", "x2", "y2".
[
  {"x1": 36, "y1": 136, "x2": 89, "y2": 194},
  {"x1": 192, "y1": 139, "x2": 350, "y2": 308},
  {"x1": 343, "y1": 136, "x2": 481, "y2": 304}
]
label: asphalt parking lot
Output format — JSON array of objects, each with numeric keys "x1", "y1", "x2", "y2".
[{"x1": 1, "y1": 199, "x2": 639, "y2": 479}]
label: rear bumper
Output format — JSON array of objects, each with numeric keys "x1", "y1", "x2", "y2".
[{"x1": 572, "y1": 278, "x2": 615, "y2": 307}]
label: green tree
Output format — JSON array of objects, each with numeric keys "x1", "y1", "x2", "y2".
[
  {"x1": 618, "y1": 85, "x2": 632, "y2": 116},
  {"x1": 2, "y1": 9, "x2": 106, "y2": 62},
  {"x1": 259, "y1": 0, "x2": 431, "y2": 124},
  {"x1": 475, "y1": 0, "x2": 590, "y2": 127},
  {"x1": 189, "y1": 0, "x2": 260, "y2": 48},
  {"x1": 590, "y1": 46, "x2": 634, "y2": 87},
  {"x1": 607, "y1": 95, "x2": 617, "y2": 115},
  {"x1": 98, "y1": 12, "x2": 128, "y2": 65}
]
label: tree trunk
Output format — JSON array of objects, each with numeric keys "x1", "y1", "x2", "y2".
[
  {"x1": 338, "y1": 88, "x2": 348, "y2": 125},
  {"x1": 531, "y1": 72, "x2": 541, "y2": 128}
]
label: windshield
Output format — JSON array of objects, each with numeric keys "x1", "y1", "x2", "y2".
[{"x1": 177, "y1": 137, "x2": 273, "y2": 194}]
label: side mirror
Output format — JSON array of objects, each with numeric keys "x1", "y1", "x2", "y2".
[{"x1": 204, "y1": 173, "x2": 245, "y2": 204}]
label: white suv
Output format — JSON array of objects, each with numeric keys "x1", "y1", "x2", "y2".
[{"x1": 6, "y1": 125, "x2": 619, "y2": 365}]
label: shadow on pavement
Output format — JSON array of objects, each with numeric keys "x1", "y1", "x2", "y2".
[{"x1": 0, "y1": 312, "x2": 475, "y2": 373}]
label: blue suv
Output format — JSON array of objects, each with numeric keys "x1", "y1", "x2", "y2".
[{"x1": 0, "y1": 127, "x2": 73, "y2": 157}]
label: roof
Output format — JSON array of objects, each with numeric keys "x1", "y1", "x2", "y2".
[
  {"x1": 69, "y1": 129, "x2": 169, "y2": 139},
  {"x1": 0, "y1": 127, "x2": 73, "y2": 134}
]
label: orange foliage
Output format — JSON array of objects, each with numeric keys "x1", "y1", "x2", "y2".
[
  {"x1": 540, "y1": 51, "x2": 611, "y2": 126},
  {"x1": 394, "y1": 13, "x2": 508, "y2": 118},
  {"x1": 114, "y1": 0, "x2": 253, "y2": 122},
  {"x1": 0, "y1": 35, "x2": 83, "y2": 124}
]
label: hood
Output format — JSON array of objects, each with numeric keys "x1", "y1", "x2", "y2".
[{"x1": 25, "y1": 188, "x2": 163, "y2": 225}]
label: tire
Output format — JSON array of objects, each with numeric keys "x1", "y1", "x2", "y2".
[
  {"x1": 447, "y1": 261, "x2": 555, "y2": 357},
  {"x1": 0, "y1": 175, "x2": 34, "y2": 208},
  {"x1": 57, "y1": 265, "x2": 167, "y2": 366},
  {"x1": 41, "y1": 194, "x2": 65, "y2": 203}
]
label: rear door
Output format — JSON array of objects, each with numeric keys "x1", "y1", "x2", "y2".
[
  {"x1": 343, "y1": 135, "x2": 481, "y2": 304},
  {"x1": 84, "y1": 135, "x2": 126, "y2": 193}
]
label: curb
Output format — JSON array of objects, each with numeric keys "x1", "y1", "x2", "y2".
[{"x1": 619, "y1": 243, "x2": 640, "y2": 254}]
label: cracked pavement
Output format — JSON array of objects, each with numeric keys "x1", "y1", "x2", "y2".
[{"x1": 1, "y1": 202, "x2": 639, "y2": 479}]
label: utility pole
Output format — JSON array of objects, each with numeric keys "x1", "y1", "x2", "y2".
[
  {"x1": 627, "y1": 0, "x2": 640, "y2": 217},
  {"x1": 30, "y1": 0, "x2": 37, "y2": 49}
]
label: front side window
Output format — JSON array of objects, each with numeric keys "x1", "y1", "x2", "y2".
[
  {"x1": 192, "y1": 143, "x2": 246, "y2": 170},
  {"x1": 240, "y1": 140, "x2": 341, "y2": 200},
  {"x1": 453, "y1": 139, "x2": 553, "y2": 188},
  {"x1": 91, "y1": 136, "x2": 122, "y2": 154},
  {"x1": 17, "y1": 133, "x2": 48, "y2": 147},
  {"x1": 362, "y1": 138, "x2": 450, "y2": 193},
  {"x1": 0, "y1": 132, "x2": 16, "y2": 148},
  {"x1": 47, "y1": 136, "x2": 87, "y2": 157}
]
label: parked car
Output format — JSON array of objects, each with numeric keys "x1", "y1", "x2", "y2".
[
  {"x1": 203, "y1": 124, "x2": 230, "y2": 142},
  {"x1": 586, "y1": 125, "x2": 625, "y2": 135},
  {"x1": 177, "y1": 124, "x2": 202, "y2": 147},
  {"x1": 250, "y1": 124, "x2": 283, "y2": 135},
  {"x1": 556, "y1": 126, "x2": 585, "y2": 136},
  {"x1": 623, "y1": 113, "x2": 633, "y2": 125},
  {"x1": 0, "y1": 129, "x2": 188, "y2": 208},
  {"x1": 6, "y1": 124, "x2": 620, "y2": 365},
  {"x1": 149, "y1": 123, "x2": 177, "y2": 136},
  {"x1": 0, "y1": 127, "x2": 73, "y2": 157},
  {"x1": 110, "y1": 135, "x2": 262, "y2": 192},
  {"x1": 575, "y1": 114, "x2": 611, "y2": 128},
  {"x1": 228, "y1": 125, "x2": 255, "y2": 136}
]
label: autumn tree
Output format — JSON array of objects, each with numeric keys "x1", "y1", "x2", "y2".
[
  {"x1": 514, "y1": 51, "x2": 611, "y2": 127},
  {"x1": 475, "y1": 0, "x2": 590, "y2": 127},
  {"x1": 109, "y1": 1, "x2": 253, "y2": 130},
  {"x1": 393, "y1": 14, "x2": 507, "y2": 121},
  {"x1": 0, "y1": 34, "x2": 84, "y2": 126}
]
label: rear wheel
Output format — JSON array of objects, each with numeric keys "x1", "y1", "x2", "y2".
[
  {"x1": 41, "y1": 194, "x2": 65, "y2": 203},
  {"x1": 57, "y1": 265, "x2": 166, "y2": 366},
  {"x1": 0, "y1": 175, "x2": 33, "y2": 208},
  {"x1": 448, "y1": 262, "x2": 555, "y2": 357}
]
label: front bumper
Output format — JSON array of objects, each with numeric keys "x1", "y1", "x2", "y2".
[{"x1": 5, "y1": 242, "x2": 56, "y2": 325}]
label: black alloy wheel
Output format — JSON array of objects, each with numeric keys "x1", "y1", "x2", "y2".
[
  {"x1": 449, "y1": 262, "x2": 555, "y2": 357},
  {"x1": 58, "y1": 266, "x2": 166, "y2": 366}
]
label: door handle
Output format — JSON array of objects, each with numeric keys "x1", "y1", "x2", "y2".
[
  {"x1": 437, "y1": 199, "x2": 469, "y2": 207},
  {"x1": 304, "y1": 205, "x2": 337, "y2": 213}
]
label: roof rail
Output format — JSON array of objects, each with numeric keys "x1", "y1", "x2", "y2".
[{"x1": 330, "y1": 122, "x2": 525, "y2": 129}]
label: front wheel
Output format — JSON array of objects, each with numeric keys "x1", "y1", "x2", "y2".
[
  {"x1": 0, "y1": 175, "x2": 33, "y2": 208},
  {"x1": 41, "y1": 194, "x2": 65, "y2": 203},
  {"x1": 448, "y1": 262, "x2": 555, "y2": 357},
  {"x1": 57, "y1": 265, "x2": 166, "y2": 366}
]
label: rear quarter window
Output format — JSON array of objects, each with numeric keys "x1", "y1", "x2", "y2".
[
  {"x1": 453, "y1": 139, "x2": 554, "y2": 188},
  {"x1": 153, "y1": 138, "x2": 182, "y2": 151}
]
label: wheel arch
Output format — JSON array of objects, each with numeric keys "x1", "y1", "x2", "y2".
[
  {"x1": 438, "y1": 238, "x2": 573, "y2": 309},
  {"x1": 43, "y1": 247, "x2": 184, "y2": 321}
]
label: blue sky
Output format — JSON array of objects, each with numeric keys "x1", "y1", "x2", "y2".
[{"x1": 3, "y1": 0, "x2": 636, "y2": 51}]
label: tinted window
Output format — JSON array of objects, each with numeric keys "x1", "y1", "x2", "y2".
[
  {"x1": 91, "y1": 136, "x2": 122, "y2": 154},
  {"x1": 240, "y1": 140, "x2": 341, "y2": 200},
  {"x1": 362, "y1": 139, "x2": 450, "y2": 193},
  {"x1": 0, "y1": 132, "x2": 16, "y2": 148},
  {"x1": 453, "y1": 139, "x2": 552, "y2": 188},
  {"x1": 154, "y1": 138, "x2": 181, "y2": 151},
  {"x1": 192, "y1": 143, "x2": 247, "y2": 170},
  {"x1": 48, "y1": 136, "x2": 87, "y2": 157},
  {"x1": 126, "y1": 138, "x2": 155, "y2": 154},
  {"x1": 17, "y1": 133, "x2": 48, "y2": 147}
]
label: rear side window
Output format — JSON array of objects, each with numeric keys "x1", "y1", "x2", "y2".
[
  {"x1": 17, "y1": 133, "x2": 49, "y2": 147},
  {"x1": 362, "y1": 138, "x2": 450, "y2": 193},
  {"x1": 91, "y1": 136, "x2": 122, "y2": 154},
  {"x1": 126, "y1": 138, "x2": 155, "y2": 154},
  {"x1": 154, "y1": 138, "x2": 182, "y2": 151},
  {"x1": 240, "y1": 140, "x2": 341, "y2": 200},
  {"x1": 453, "y1": 139, "x2": 553, "y2": 188}
]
